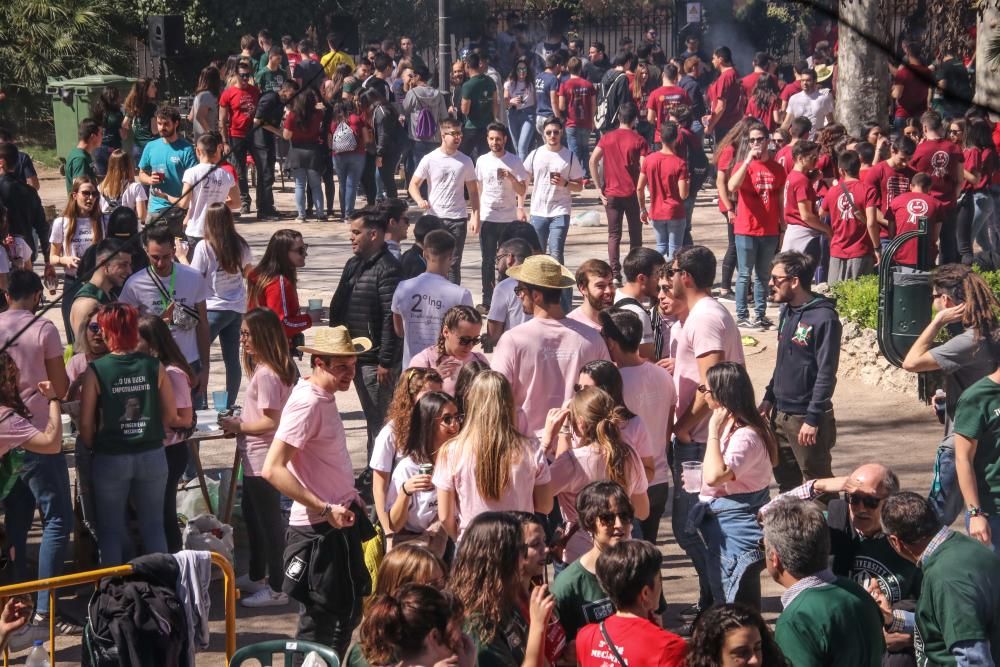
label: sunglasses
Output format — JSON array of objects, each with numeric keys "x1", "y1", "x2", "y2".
[
  {"x1": 457, "y1": 335, "x2": 481, "y2": 346},
  {"x1": 597, "y1": 511, "x2": 634, "y2": 526},
  {"x1": 847, "y1": 492, "x2": 885, "y2": 510},
  {"x1": 78, "y1": 190, "x2": 98, "y2": 198},
  {"x1": 665, "y1": 267, "x2": 680, "y2": 278},
  {"x1": 748, "y1": 137, "x2": 767, "y2": 143},
  {"x1": 238, "y1": 72, "x2": 252, "y2": 79},
  {"x1": 545, "y1": 130, "x2": 562, "y2": 136},
  {"x1": 439, "y1": 413, "x2": 463, "y2": 427},
  {"x1": 87, "y1": 322, "x2": 102, "y2": 335},
  {"x1": 443, "y1": 131, "x2": 463, "y2": 137},
  {"x1": 657, "y1": 284, "x2": 671, "y2": 293},
  {"x1": 948, "y1": 129, "x2": 962, "y2": 135},
  {"x1": 769, "y1": 274, "x2": 792, "y2": 284},
  {"x1": 697, "y1": 384, "x2": 712, "y2": 395}
]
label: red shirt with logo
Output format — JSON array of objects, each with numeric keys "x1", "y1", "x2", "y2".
[
  {"x1": 784, "y1": 169, "x2": 817, "y2": 227},
  {"x1": 576, "y1": 615, "x2": 687, "y2": 667},
  {"x1": 641, "y1": 151, "x2": 689, "y2": 220},
  {"x1": 890, "y1": 191, "x2": 940, "y2": 265},
  {"x1": 648, "y1": 85, "x2": 692, "y2": 134},
  {"x1": 596, "y1": 128, "x2": 648, "y2": 197},
  {"x1": 774, "y1": 144, "x2": 795, "y2": 174},
  {"x1": 863, "y1": 161, "x2": 916, "y2": 238},
  {"x1": 219, "y1": 84, "x2": 261, "y2": 138},
  {"x1": 708, "y1": 67, "x2": 743, "y2": 130},
  {"x1": 734, "y1": 158, "x2": 786, "y2": 236},
  {"x1": 911, "y1": 138, "x2": 964, "y2": 205},
  {"x1": 559, "y1": 77, "x2": 596, "y2": 129},
  {"x1": 821, "y1": 179, "x2": 879, "y2": 258}
]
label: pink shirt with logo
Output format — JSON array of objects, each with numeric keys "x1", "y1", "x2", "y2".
[
  {"x1": 674, "y1": 297, "x2": 744, "y2": 443},
  {"x1": 491, "y1": 317, "x2": 610, "y2": 436},
  {"x1": 432, "y1": 437, "x2": 551, "y2": 540},
  {"x1": 164, "y1": 365, "x2": 192, "y2": 447},
  {"x1": 699, "y1": 423, "x2": 773, "y2": 498},
  {"x1": 239, "y1": 365, "x2": 294, "y2": 476},
  {"x1": 275, "y1": 379, "x2": 358, "y2": 526},
  {"x1": 408, "y1": 346, "x2": 489, "y2": 397},
  {"x1": 0, "y1": 310, "x2": 64, "y2": 430},
  {"x1": 620, "y1": 362, "x2": 675, "y2": 486}
]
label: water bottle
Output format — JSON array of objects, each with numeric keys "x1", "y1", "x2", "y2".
[
  {"x1": 933, "y1": 389, "x2": 947, "y2": 425},
  {"x1": 25, "y1": 641, "x2": 49, "y2": 667}
]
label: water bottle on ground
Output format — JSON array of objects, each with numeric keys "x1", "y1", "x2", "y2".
[{"x1": 26, "y1": 640, "x2": 50, "y2": 667}]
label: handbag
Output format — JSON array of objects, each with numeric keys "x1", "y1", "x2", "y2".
[{"x1": 147, "y1": 266, "x2": 200, "y2": 331}]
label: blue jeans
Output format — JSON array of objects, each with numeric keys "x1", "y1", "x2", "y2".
[
  {"x1": 735, "y1": 234, "x2": 779, "y2": 320},
  {"x1": 333, "y1": 153, "x2": 365, "y2": 218},
  {"x1": 929, "y1": 439, "x2": 964, "y2": 525},
  {"x1": 93, "y1": 448, "x2": 169, "y2": 566},
  {"x1": 671, "y1": 439, "x2": 715, "y2": 608},
  {"x1": 651, "y1": 218, "x2": 687, "y2": 259},
  {"x1": 508, "y1": 107, "x2": 536, "y2": 161},
  {"x1": 565, "y1": 127, "x2": 591, "y2": 178},
  {"x1": 530, "y1": 214, "x2": 570, "y2": 264},
  {"x1": 3, "y1": 452, "x2": 74, "y2": 615},
  {"x1": 293, "y1": 168, "x2": 324, "y2": 218},
  {"x1": 208, "y1": 309, "x2": 242, "y2": 409}
]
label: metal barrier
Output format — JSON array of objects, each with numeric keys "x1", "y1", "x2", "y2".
[{"x1": 0, "y1": 551, "x2": 236, "y2": 665}]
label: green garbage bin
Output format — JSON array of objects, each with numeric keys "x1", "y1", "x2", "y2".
[{"x1": 47, "y1": 74, "x2": 136, "y2": 162}]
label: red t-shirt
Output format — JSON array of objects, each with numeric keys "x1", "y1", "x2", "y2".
[
  {"x1": 815, "y1": 153, "x2": 835, "y2": 198},
  {"x1": 741, "y1": 71, "x2": 775, "y2": 102},
  {"x1": 596, "y1": 128, "x2": 648, "y2": 197},
  {"x1": 821, "y1": 179, "x2": 879, "y2": 258},
  {"x1": 576, "y1": 616, "x2": 687, "y2": 667},
  {"x1": 735, "y1": 158, "x2": 786, "y2": 236},
  {"x1": 863, "y1": 161, "x2": 916, "y2": 239},
  {"x1": 331, "y1": 113, "x2": 367, "y2": 156},
  {"x1": 219, "y1": 84, "x2": 261, "y2": 138},
  {"x1": 784, "y1": 169, "x2": 817, "y2": 227},
  {"x1": 283, "y1": 110, "x2": 324, "y2": 145},
  {"x1": 780, "y1": 80, "x2": 803, "y2": 103},
  {"x1": 675, "y1": 125, "x2": 695, "y2": 161},
  {"x1": 218, "y1": 160, "x2": 238, "y2": 183},
  {"x1": 641, "y1": 151, "x2": 688, "y2": 220},
  {"x1": 716, "y1": 144, "x2": 735, "y2": 214},
  {"x1": 775, "y1": 144, "x2": 795, "y2": 174},
  {"x1": 648, "y1": 85, "x2": 692, "y2": 134},
  {"x1": 745, "y1": 96, "x2": 779, "y2": 131},
  {"x1": 893, "y1": 64, "x2": 931, "y2": 118},
  {"x1": 559, "y1": 77, "x2": 596, "y2": 129},
  {"x1": 911, "y1": 138, "x2": 964, "y2": 205},
  {"x1": 708, "y1": 67, "x2": 743, "y2": 130},
  {"x1": 963, "y1": 146, "x2": 997, "y2": 192},
  {"x1": 890, "y1": 191, "x2": 940, "y2": 265}
]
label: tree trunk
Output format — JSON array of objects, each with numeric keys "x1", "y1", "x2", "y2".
[
  {"x1": 835, "y1": 0, "x2": 889, "y2": 136},
  {"x1": 975, "y1": 3, "x2": 1000, "y2": 120}
]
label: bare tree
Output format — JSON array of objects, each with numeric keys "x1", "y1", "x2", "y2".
[{"x1": 834, "y1": 0, "x2": 889, "y2": 136}]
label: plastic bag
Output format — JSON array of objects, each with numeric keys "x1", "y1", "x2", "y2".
[
  {"x1": 301, "y1": 650, "x2": 333, "y2": 667},
  {"x1": 572, "y1": 211, "x2": 602, "y2": 227},
  {"x1": 182, "y1": 514, "x2": 234, "y2": 573}
]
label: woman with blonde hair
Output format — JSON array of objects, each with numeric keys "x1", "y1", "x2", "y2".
[
  {"x1": 542, "y1": 386, "x2": 649, "y2": 563},
  {"x1": 434, "y1": 371, "x2": 553, "y2": 541},
  {"x1": 99, "y1": 150, "x2": 147, "y2": 219},
  {"x1": 408, "y1": 305, "x2": 488, "y2": 396},
  {"x1": 220, "y1": 308, "x2": 296, "y2": 607},
  {"x1": 49, "y1": 175, "x2": 105, "y2": 341}
]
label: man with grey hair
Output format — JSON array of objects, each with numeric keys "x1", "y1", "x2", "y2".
[
  {"x1": 880, "y1": 492, "x2": 1000, "y2": 666},
  {"x1": 763, "y1": 497, "x2": 885, "y2": 666}
]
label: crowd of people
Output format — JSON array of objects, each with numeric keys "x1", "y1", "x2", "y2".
[{"x1": 0, "y1": 13, "x2": 999, "y2": 667}]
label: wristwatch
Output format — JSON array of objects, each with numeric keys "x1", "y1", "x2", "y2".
[
  {"x1": 319, "y1": 503, "x2": 332, "y2": 518},
  {"x1": 968, "y1": 506, "x2": 989, "y2": 518}
]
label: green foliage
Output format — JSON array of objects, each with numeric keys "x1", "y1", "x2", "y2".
[
  {"x1": 734, "y1": 0, "x2": 801, "y2": 59},
  {"x1": 830, "y1": 274, "x2": 881, "y2": 331}
]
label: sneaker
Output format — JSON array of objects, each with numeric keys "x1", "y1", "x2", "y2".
[
  {"x1": 735, "y1": 317, "x2": 763, "y2": 331},
  {"x1": 7, "y1": 622, "x2": 48, "y2": 652},
  {"x1": 714, "y1": 288, "x2": 735, "y2": 301},
  {"x1": 236, "y1": 574, "x2": 266, "y2": 594},
  {"x1": 295, "y1": 216, "x2": 307, "y2": 223},
  {"x1": 678, "y1": 602, "x2": 703, "y2": 621},
  {"x1": 240, "y1": 588, "x2": 290, "y2": 608},
  {"x1": 35, "y1": 613, "x2": 83, "y2": 636},
  {"x1": 239, "y1": 204, "x2": 251, "y2": 215},
  {"x1": 756, "y1": 316, "x2": 774, "y2": 329}
]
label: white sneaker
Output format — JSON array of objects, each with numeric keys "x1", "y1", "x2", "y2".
[
  {"x1": 236, "y1": 574, "x2": 266, "y2": 594},
  {"x1": 7, "y1": 622, "x2": 48, "y2": 652},
  {"x1": 240, "y1": 588, "x2": 289, "y2": 608}
]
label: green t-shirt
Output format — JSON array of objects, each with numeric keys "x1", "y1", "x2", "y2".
[
  {"x1": 255, "y1": 67, "x2": 288, "y2": 94},
  {"x1": 102, "y1": 110, "x2": 124, "y2": 150},
  {"x1": 344, "y1": 643, "x2": 371, "y2": 667},
  {"x1": 131, "y1": 102, "x2": 158, "y2": 149},
  {"x1": 550, "y1": 559, "x2": 614, "y2": 640},
  {"x1": 65, "y1": 147, "x2": 96, "y2": 193},
  {"x1": 74, "y1": 281, "x2": 112, "y2": 306},
  {"x1": 465, "y1": 609, "x2": 528, "y2": 667},
  {"x1": 775, "y1": 576, "x2": 885, "y2": 667},
  {"x1": 91, "y1": 352, "x2": 165, "y2": 455},
  {"x1": 916, "y1": 532, "x2": 1000, "y2": 666},
  {"x1": 953, "y1": 375, "x2": 1000, "y2": 513},
  {"x1": 461, "y1": 74, "x2": 496, "y2": 130}
]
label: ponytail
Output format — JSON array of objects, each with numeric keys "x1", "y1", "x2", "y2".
[
  {"x1": 359, "y1": 594, "x2": 406, "y2": 665},
  {"x1": 571, "y1": 388, "x2": 634, "y2": 490},
  {"x1": 932, "y1": 265, "x2": 1000, "y2": 344},
  {"x1": 359, "y1": 584, "x2": 463, "y2": 664}
]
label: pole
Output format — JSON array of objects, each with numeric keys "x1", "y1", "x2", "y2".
[{"x1": 438, "y1": 0, "x2": 449, "y2": 94}]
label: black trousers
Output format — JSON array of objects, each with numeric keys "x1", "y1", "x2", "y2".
[
  {"x1": 251, "y1": 134, "x2": 276, "y2": 214},
  {"x1": 721, "y1": 215, "x2": 738, "y2": 291},
  {"x1": 163, "y1": 443, "x2": 189, "y2": 553},
  {"x1": 242, "y1": 475, "x2": 287, "y2": 591},
  {"x1": 479, "y1": 221, "x2": 507, "y2": 306},
  {"x1": 230, "y1": 138, "x2": 252, "y2": 207}
]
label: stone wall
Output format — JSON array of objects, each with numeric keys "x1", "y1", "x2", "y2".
[{"x1": 838, "y1": 321, "x2": 919, "y2": 398}]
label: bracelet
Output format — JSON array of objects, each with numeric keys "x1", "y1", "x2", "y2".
[
  {"x1": 319, "y1": 503, "x2": 332, "y2": 518},
  {"x1": 968, "y1": 506, "x2": 989, "y2": 518},
  {"x1": 402, "y1": 481, "x2": 413, "y2": 497}
]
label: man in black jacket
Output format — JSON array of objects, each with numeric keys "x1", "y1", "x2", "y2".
[
  {"x1": 759, "y1": 250, "x2": 842, "y2": 492},
  {"x1": 329, "y1": 208, "x2": 402, "y2": 461}
]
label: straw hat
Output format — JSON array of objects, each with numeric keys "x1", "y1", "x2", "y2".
[
  {"x1": 506, "y1": 255, "x2": 575, "y2": 289},
  {"x1": 814, "y1": 64, "x2": 834, "y2": 84},
  {"x1": 297, "y1": 326, "x2": 372, "y2": 356}
]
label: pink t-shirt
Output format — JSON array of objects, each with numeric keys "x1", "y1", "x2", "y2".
[
  {"x1": 549, "y1": 444, "x2": 648, "y2": 562},
  {"x1": 674, "y1": 297, "x2": 744, "y2": 443},
  {"x1": 565, "y1": 307, "x2": 602, "y2": 330},
  {"x1": 408, "y1": 346, "x2": 489, "y2": 397},
  {"x1": 491, "y1": 317, "x2": 610, "y2": 436},
  {"x1": 239, "y1": 365, "x2": 293, "y2": 476},
  {"x1": 699, "y1": 424, "x2": 772, "y2": 498},
  {"x1": 66, "y1": 352, "x2": 89, "y2": 384},
  {"x1": 0, "y1": 310, "x2": 64, "y2": 430},
  {"x1": 620, "y1": 362, "x2": 675, "y2": 486},
  {"x1": 0, "y1": 408, "x2": 39, "y2": 456},
  {"x1": 274, "y1": 379, "x2": 358, "y2": 526},
  {"x1": 164, "y1": 365, "x2": 192, "y2": 447},
  {"x1": 432, "y1": 437, "x2": 551, "y2": 540}
]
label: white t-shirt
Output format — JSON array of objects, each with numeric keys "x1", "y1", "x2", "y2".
[
  {"x1": 614, "y1": 290, "x2": 654, "y2": 345},
  {"x1": 391, "y1": 272, "x2": 473, "y2": 367},
  {"x1": 369, "y1": 421, "x2": 399, "y2": 473},
  {"x1": 100, "y1": 182, "x2": 148, "y2": 214},
  {"x1": 49, "y1": 216, "x2": 105, "y2": 278},
  {"x1": 476, "y1": 151, "x2": 529, "y2": 222},
  {"x1": 786, "y1": 90, "x2": 835, "y2": 133},
  {"x1": 182, "y1": 163, "x2": 236, "y2": 238},
  {"x1": 487, "y1": 276, "x2": 531, "y2": 336},
  {"x1": 191, "y1": 91, "x2": 219, "y2": 138},
  {"x1": 524, "y1": 146, "x2": 583, "y2": 217},
  {"x1": 119, "y1": 263, "x2": 208, "y2": 363},
  {"x1": 620, "y1": 362, "x2": 676, "y2": 486},
  {"x1": 386, "y1": 455, "x2": 439, "y2": 533},
  {"x1": 189, "y1": 240, "x2": 254, "y2": 312},
  {"x1": 413, "y1": 148, "x2": 476, "y2": 219}
]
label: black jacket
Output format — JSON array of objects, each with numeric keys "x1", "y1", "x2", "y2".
[
  {"x1": 329, "y1": 244, "x2": 401, "y2": 367},
  {"x1": 764, "y1": 296, "x2": 842, "y2": 426},
  {"x1": 399, "y1": 244, "x2": 426, "y2": 280},
  {"x1": 0, "y1": 173, "x2": 49, "y2": 258}
]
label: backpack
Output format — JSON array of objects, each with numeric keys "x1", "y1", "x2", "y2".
[
  {"x1": 594, "y1": 72, "x2": 626, "y2": 130},
  {"x1": 331, "y1": 120, "x2": 358, "y2": 153},
  {"x1": 413, "y1": 102, "x2": 438, "y2": 142}
]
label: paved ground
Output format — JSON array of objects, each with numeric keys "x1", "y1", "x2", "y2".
[{"x1": 16, "y1": 165, "x2": 939, "y2": 665}]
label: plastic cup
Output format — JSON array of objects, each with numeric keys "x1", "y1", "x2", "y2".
[
  {"x1": 681, "y1": 461, "x2": 703, "y2": 493},
  {"x1": 308, "y1": 298, "x2": 322, "y2": 310},
  {"x1": 212, "y1": 390, "x2": 229, "y2": 413}
]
